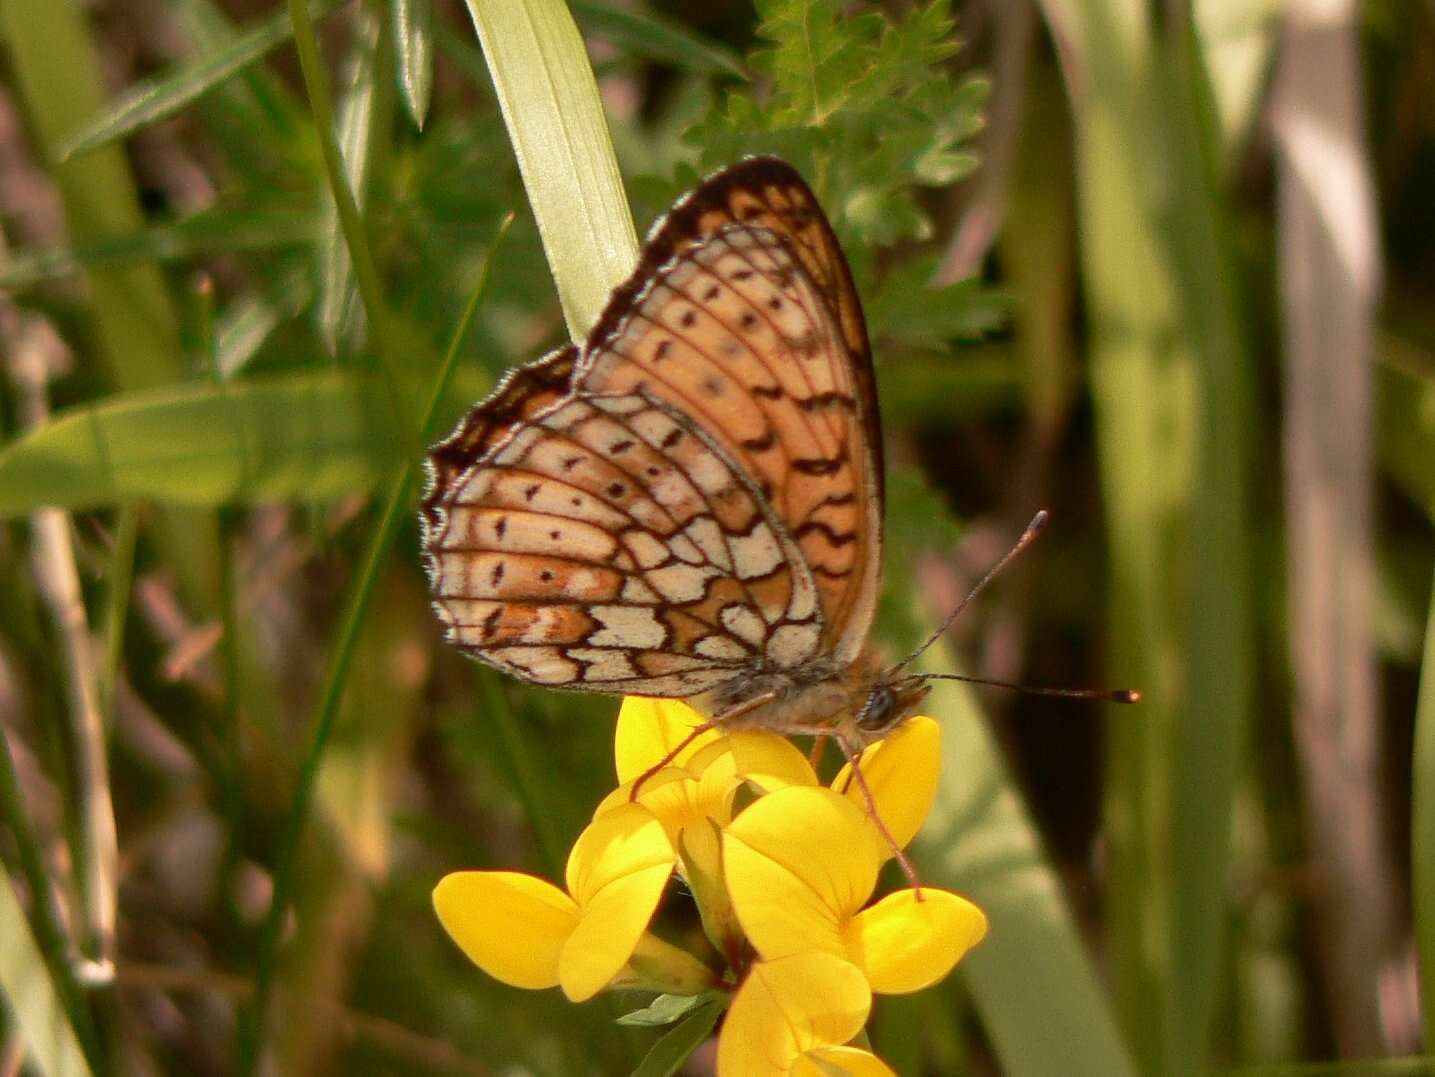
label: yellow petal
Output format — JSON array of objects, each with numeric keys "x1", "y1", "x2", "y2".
[
  {"x1": 559, "y1": 859, "x2": 675, "y2": 1001},
  {"x1": 842, "y1": 888, "x2": 988, "y2": 994},
  {"x1": 834, "y1": 716, "x2": 941, "y2": 859},
  {"x1": 792, "y1": 1046, "x2": 897, "y2": 1077},
  {"x1": 726, "y1": 730, "x2": 821, "y2": 791},
  {"x1": 726, "y1": 786, "x2": 879, "y2": 920},
  {"x1": 565, "y1": 802, "x2": 674, "y2": 906},
  {"x1": 724, "y1": 788, "x2": 879, "y2": 961},
  {"x1": 432, "y1": 872, "x2": 577, "y2": 990},
  {"x1": 717, "y1": 954, "x2": 871, "y2": 1077},
  {"x1": 615, "y1": 697, "x2": 715, "y2": 782}
]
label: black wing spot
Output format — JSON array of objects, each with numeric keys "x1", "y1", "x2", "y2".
[
  {"x1": 561, "y1": 455, "x2": 582, "y2": 471},
  {"x1": 740, "y1": 427, "x2": 777, "y2": 452},
  {"x1": 570, "y1": 496, "x2": 583, "y2": 508},
  {"x1": 793, "y1": 456, "x2": 843, "y2": 477},
  {"x1": 494, "y1": 517, "x2": 508, "y2": 539},
  {"x1": 739, "y1": 312, "x2": 759, "y2": 330},
  {"x1": 703, "y1": 376, "x2": 724, "y2": 397},
  {"x1": 549, "y1": 529, "x2": 561, "y2": 540},
  {"x1": 661, "y1": 428, "x2": 683, "y2": 449},
  {"x1": 767, "y1": 295, "x2": 783, "y2": 311},
  {"x1": 606, "y1": 482, "x2": 626, "y2": 498},
  {"x1": 680, "y1": 309, "x2": 697, "y2": 328},
  {"x1": 540, "y1": 570, "x2": 554, "y2": 582},
  {"x1": 753, "y1": 384, "x2": 784, "y2": 400},
  {"x1": 646, "y1": 465, "x2": 662, "y2": 477},
  {"x1": 523, "y1": 483, "x2": 541, "y2": 501},
  {"x1": 609, "y1": 439, "x2": 635, "y2": 454},
  {"x1": 703, "y1": 284, "x2": 720, "y2": 301},
  {"x1": 654, "y1": 340, "x2": 672, "y2": 362},
  {"x1": 793, "y1": 520, "x2": 857, "y2": 546},
  {"x1": 490, "y1": 562, "x2": 506, "y2": 586},
  {"x1": 732, "y1": 269, "x2": 754, "y2": 281},
  {"x1": 481, "y1": 607, "x2": 503, "y2": 639}
]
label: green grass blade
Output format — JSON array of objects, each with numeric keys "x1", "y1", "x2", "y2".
[
  {"x1": 0, "y1": 209, "x2": 314, "y2": 292},
  {"x1": 0, "y1": 372, "x2": 403, "y2": 516},
  {"x1": 916, "y1": 665, "x2": 1137, "y2": 1077},
  {"x1": 56, "y1": 0, "x2": 342, "y2": 161},
  {"x1": 316, "y1": 6, "x2": 386, "y2": 354},
  {"x1": 1151, "y1": 28, "x2": 1253, "y2": 1072},
  {"x1": 395, "y1": 0, "x2": 435, "y2": 128},
  {"x1": 1414, "y1": 564, "x2": 1435, "y2": 1044},
  {"x1": 571, "y1": 1, "x2": 747, "y2": 78},
  {"x1": 463, "y1": 0, "x2": 638, "y2": 340}
]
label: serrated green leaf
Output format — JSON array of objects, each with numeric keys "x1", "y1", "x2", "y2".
[
  {"x1": 57, "y1": 0, "x2": 343, "y2": 161},
  {"x1": 617, "y1": 991, "x2": 721, "y2": 1028},
  {"x1": 395, "y1": 0, "x2": 435, "y2": 129},
  {"x1": 629, "y1": 998, "x2": 724, "y2": 1077},
  {"x1": 867, "y1": 259, "x2": 1010, "y2": 349},
  {"x1": 0, "y1": 372, "x2": 399, "y2": 516},
  {"x1": 571, "y1": 1, "x2": 747, "y2": 78}
]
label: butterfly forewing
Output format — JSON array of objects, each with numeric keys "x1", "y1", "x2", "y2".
[{"x1": 422, "y1": 157, "x2": 883, "y2": 698}]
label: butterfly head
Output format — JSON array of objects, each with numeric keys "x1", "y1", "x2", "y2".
[{"x1": 853, "y1": 672, "x2": 931, "y2": 742}]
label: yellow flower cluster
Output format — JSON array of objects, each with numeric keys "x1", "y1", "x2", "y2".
[{"x1": 433, "y1": 700, "x2": 987, "y2": 1076}]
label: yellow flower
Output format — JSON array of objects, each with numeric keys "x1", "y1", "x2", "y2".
[
  {"x1": 602, "y1": 698, "x2": 814, "y2": 881},
  {"x1": 600, "y1": 698, "x2": 818, "y2": 953},
  {"x1": 433, "y1": 802, "x2": 708, "y2": 1001},
  {"x1": 716, "y1": 952, "x2": 894, "y2": 1077},
  {"x1": 724, "y1": 785, "x2": 987, "y2": 994}
]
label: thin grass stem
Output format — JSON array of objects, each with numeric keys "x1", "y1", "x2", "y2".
[{"x1": 239, "y1": 217, "x2": 512, "y2": 1074}]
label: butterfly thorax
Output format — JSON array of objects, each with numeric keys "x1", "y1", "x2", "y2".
[{"x1": 698, "y1": 646, "x2": 927, "y2": 749}]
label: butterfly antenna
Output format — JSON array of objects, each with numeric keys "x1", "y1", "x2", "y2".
[
  {"x1": 921, "y1": 672, "x2": 1140, "y2": 704},
  {"x1": 893, "y1": 509, "x2": 1050, "y2": 672}
]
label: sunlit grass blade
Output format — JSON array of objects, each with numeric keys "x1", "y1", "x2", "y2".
[
  {"x1": 0, "y1": 372, "x2": 404, "y2": 516},
  {"x1": 239, "y1": 214, "x2": 512, "y2": 1074},
  {"x1": 1414, "y1": 566, "x2": 1435, "y2": 1045},
  {"x1": 56, "y1": 0, "x2": 343, "y2": 161},
  {"x1": 915, "y1": 660, "x2": 1137, "y2": 1077},
  {"x1": 571, "y1": 1, "x2": 747, "y2": 78},
  {"x1": 0, "y1": 872, "x2": 95, "y2": 1077},
  {"x1": 395, "y1": 0, "x2": 435, "y2": 128},
  {"x1": 463, "y1": 0, "x2": 638, "y2": 340}
]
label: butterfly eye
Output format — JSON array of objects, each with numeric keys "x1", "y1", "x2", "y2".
[{"x1": 857, "y1": 687, "x2": 896, "y2": 732}]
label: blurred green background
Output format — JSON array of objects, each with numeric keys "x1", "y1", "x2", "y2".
[{"x1": 0, "y1": 0, "x2": 1433, "y2": 1074}]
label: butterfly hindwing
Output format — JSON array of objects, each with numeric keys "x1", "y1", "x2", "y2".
[{"x1": 580, "y1": 158, "x2": 883, "y2": 663}]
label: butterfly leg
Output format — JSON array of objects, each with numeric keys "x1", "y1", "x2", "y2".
[
  {"x1": 627, "y1": 691, "x2": 782, "y2": 801},
  {"x1": 834, "y1": 734, "x2": 924, "y2": 899}
]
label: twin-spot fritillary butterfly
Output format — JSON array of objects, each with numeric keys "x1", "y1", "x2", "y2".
[{"x1": 421, "y1": 157, "x2": 933, "y2": 748}]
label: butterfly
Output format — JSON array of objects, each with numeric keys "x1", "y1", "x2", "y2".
[{"x1": 422, "y1": 157, "x2": 955, "y2": 760}]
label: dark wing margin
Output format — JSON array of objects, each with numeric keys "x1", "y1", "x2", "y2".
[
  {"x1": 421, "y1": 345, "x2": 578, "y2": 549},
  {"x1": 586, "y1": 156, "x2": 884, "y2": 508}
]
